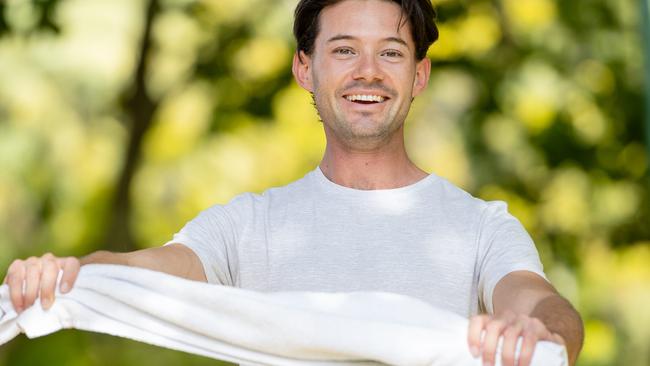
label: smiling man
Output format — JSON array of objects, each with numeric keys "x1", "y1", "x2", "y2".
[
  {"x1": 3, "y1": 1, "x2": 583, "y2": 365},
  {"x1": 294, "y1": 0, "x2": 431, "y2": 185}
]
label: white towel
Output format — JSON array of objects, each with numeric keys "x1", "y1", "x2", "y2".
[{"x1": 0, "y1": 264, "x2": 567, "y2": 366}]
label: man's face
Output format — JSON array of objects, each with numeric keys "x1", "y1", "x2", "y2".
[{"x1": 293, "y1": 0, "x2": 430, "y2": 150}]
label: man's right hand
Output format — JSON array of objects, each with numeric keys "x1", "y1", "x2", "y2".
[{"x1": 2, "y1": 253, "x2": 80, "y2": 314}]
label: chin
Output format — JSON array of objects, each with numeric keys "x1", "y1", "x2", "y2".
[{"x1": 345, "y1": 124, "x2": 395, "y2": 142}]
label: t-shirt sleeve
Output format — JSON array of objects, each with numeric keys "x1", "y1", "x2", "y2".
[
  {"x1": 163, "y1": 203, "x2": 240, "y2": 286},
  {"x1": 476, "y1": 201, "x2": 547, "y2": 315}
]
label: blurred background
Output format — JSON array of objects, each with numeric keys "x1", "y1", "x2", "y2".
[{"x1": 0, "y1": 0, "x2": 648, "y2": 365}]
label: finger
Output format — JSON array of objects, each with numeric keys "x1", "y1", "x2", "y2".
[
  {"x1": 39, "y1": 260, "x2": 59, "y2": 310},
  {"x1": 58, "y1": 257, "x2": 80, "y2": 293},
  {"x1": 482, "y1": 319, "x2": 508, "y2": 366},
  {"x1": 467, "y1": 315, "x2": 488, "y2": 357},
  {"x1": 3, "y1": 258, "x2": 22, "y2": 285},
  {"x1": 518, "y1": 329, "x2": 540, "y2": 366},
  {"x1": 550, "y1": 332, "x2": 566, "y2": 346},
  {"x1": 500, "y1": 323, "x2": 523, "y2": 366},
  {"x1": 7, "y1": 261, "x2": 26, "y2": 312},
  {"x1": 22, "y1": 260, "x2": 43, "y2": 309}
]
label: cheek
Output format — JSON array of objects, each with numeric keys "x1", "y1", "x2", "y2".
[
  {"x1": 314, "y1": 74, "x2": 341, "y2": 100},
  {"x1": 315, "y1": 59, "x2": 353, "y2": 87},
  {"x1": 382, "y1": 64, "x2": 416, "y2": 87}
]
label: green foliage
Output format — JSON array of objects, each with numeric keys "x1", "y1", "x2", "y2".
[{"x1": 0, "y1": 0, "x2": 648, "y2": 365}]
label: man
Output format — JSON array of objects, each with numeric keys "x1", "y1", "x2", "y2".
[{"x1": 2, "y1": 1, "x2": 583, "y2": 365}]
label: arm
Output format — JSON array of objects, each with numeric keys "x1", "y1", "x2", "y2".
[
  {"x1": 3, "y1": 243, "x2": 207, "y2": 314},
  {"x1": 494, "y1": 271, "x2": 584, "y2": 365},
  {"x1": 80, "y1": 244, "x2": 207, "y2": 282},
  {"x1": 468, "y1": 270, "x2": 584, "y2": 366}
]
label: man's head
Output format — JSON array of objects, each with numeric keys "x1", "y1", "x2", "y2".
[
  {"x1": 294, "y1": 0, "x2": 438, "y2": 61},
  {"x1": 291, "y1": 0, "x2": 438, "y2": 151}
]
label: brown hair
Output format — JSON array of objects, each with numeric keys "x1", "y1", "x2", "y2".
[{"x1": 293, "y1": 0, "x2": 439, "y2": 60}]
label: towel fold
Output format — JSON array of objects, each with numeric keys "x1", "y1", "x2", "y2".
[{"x1": 0, "y1": 264, "x2": 567, "y2": 366}]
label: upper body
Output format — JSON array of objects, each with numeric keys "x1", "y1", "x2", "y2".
[
  {"x1": 3, "y1": 0, "x2": 584, "y2": 365},
  {"x1": 166, "y1": 166, "x2": 546, "y2": 319}
]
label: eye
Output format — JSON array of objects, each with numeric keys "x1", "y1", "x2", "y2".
[
  {"x1": 333, "y1": 47, "x2": 355, "y2": 56},
  {"x1": 382, "y1": 50, "x2": 403, "y2": 58}
]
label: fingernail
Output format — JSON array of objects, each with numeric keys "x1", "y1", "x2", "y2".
[
  {"x1": 470, "y1": 346, "x2": 479, "y2": 357},
  {"x1": 41, "y1": 297, "x2": 51, "y2": 309},
  {"x1": 60, "y1": 282, "x2": 69, "y2": 293}
]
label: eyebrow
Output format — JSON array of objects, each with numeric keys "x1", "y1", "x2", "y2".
[{"x1": 326, "y1": 34, "x2": 408, "y2": 47}]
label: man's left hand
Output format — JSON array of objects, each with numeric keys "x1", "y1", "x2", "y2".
[{"x1": 467, "y1": 310, "x2": 566, "y2": 366}]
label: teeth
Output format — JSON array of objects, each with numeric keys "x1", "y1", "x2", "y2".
[{"x1": 345, "y1": 94, "x2": 385, "y2": 102}]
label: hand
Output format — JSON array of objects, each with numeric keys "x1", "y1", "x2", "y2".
[
  {"x1": 2, "y1": 253, "x2": 80, "y2": 313},
  {"x1": 467, "y1": 310, "x2": 566, "y2": 366}
]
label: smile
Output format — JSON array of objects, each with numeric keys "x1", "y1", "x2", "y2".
[{"x1": 344, "y1": 94, "x2": 388, "y2": 104}]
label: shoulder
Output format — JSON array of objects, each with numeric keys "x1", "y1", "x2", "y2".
[
  {"x1": 424, "y1": 174, "x2": 523, "y2": 237},
  {"x1": 428, "y1": 173, "x2": 494, "y2": 215},
  {"x1": 208, "y1": 169, "x2": 316, "y2": 218}
]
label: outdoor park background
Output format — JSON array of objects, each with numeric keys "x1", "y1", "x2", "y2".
[{"x1": 0, "y1": 0, "x2": 648, "y2": 365}]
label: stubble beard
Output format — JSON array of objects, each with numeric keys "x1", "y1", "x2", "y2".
[{"x1": 311, "y1": 86, "x2": 409, "y2": 151}]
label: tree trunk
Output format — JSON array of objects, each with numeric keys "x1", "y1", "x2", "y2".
[{"x1": 103, "y1": 0, "x2": 160, "y2": 252}]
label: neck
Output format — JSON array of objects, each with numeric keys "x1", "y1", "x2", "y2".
[{"x1": 319, "y1": 128, "x2": 428, "y2": 190}]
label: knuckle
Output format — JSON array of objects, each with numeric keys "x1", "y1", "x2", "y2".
[
  {"x1": 40, "y1": 288, "x2": 53, "y2": 299},
  {"x1": 26, "y1": 262, "x2": 41, "y2": 273},
  {"x1": 482, "y1": 351, "x2": 495, "y2": 364},
  {"x1": 520, "y1": 347, "x2": 534, "y2": 361},
  {"x1": 43, "y1": 260, "x2": 58, "y2": 271},
  {"x1": 522, "y1": 333, "x2": 539, "y2": 347},
  {"x1": 9, "y1": 286, "x2": 23, "y2": 300},
  {"x1": 25, "y1": 260, "x2": 41, "y2": 270},
  {"x1": 468, "y1": 316, "x2": 481, "y2": 329},
  {"x1": 66, "y1": 257, "x2": 80, "y2": 267},
  {"x1": 503, "y1": 326, "x2": 521, "y2": 337},
  {"x1": 486, "y1": 320, "x2": 504, "y2": 331},
  {"x1": 42, "y1": 265, "x2": 58, "y2": 278},
  {"x1": 526, "y1": 322, "x2": 543, "y2": 334},
  {"x1": 502, "y1": 353, "x2": 515, "y2": 365},
  {"x1": 23, "y1": 291, "x2": 36, "y2": 302},
  {"x1": 9, "y1": 290, "x2": 21, "y2": 301},
  {"x1": 7, "y1": 273, "x2": 22, "y2": 284},
  {"x1": 467, "y1": 330, "x2": 480, "y2": 344},
  {"x1": 9, "y1": 259, "x2": 24, "y2": 268},
  {"x1": 25, "y1": 269, "x2": 40, "y2": 280}
]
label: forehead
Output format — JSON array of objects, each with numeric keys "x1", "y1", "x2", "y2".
[{"x1": 316, "y1": 0, "x2": 413, "y2": 46}]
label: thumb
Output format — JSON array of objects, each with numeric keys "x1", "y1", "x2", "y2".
[{"x1": 550, "y1": 332, "x2": 566, "y2": 346}]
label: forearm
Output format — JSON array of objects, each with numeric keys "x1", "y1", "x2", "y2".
[
  {"x1": 530, "y1": 294, "x2": 584, "y2": 366},
  {"x1": 80, "y1": 245, "x2": 206, "y2": 282},
  {"x1": 80, "y1": 250, "x2": 129, "y2": 266}
]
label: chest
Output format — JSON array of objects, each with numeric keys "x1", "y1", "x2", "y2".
[{"x1": 236, "y1": 205, "x2": 480, "y2": 315}]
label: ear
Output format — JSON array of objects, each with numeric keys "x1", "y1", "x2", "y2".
[
  {"x1": 411, "y1": 57, "x2": 431, "y2": 98},
  {"x1": 292, "y1": 50, "x2": 314, "y2": 92}
]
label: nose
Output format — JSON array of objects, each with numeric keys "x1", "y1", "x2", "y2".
[{"x1": 351, "y1": 52, "x2": 384, "y2": 82}]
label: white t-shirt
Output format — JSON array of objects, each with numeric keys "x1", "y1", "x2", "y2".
[{"x1": 165, "y1": 167, "x2": 547, "y2": 317}]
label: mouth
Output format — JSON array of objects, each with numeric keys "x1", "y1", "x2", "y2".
[{"x1": 343, "y1": 94, "x2": 390, "y2": 105}]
